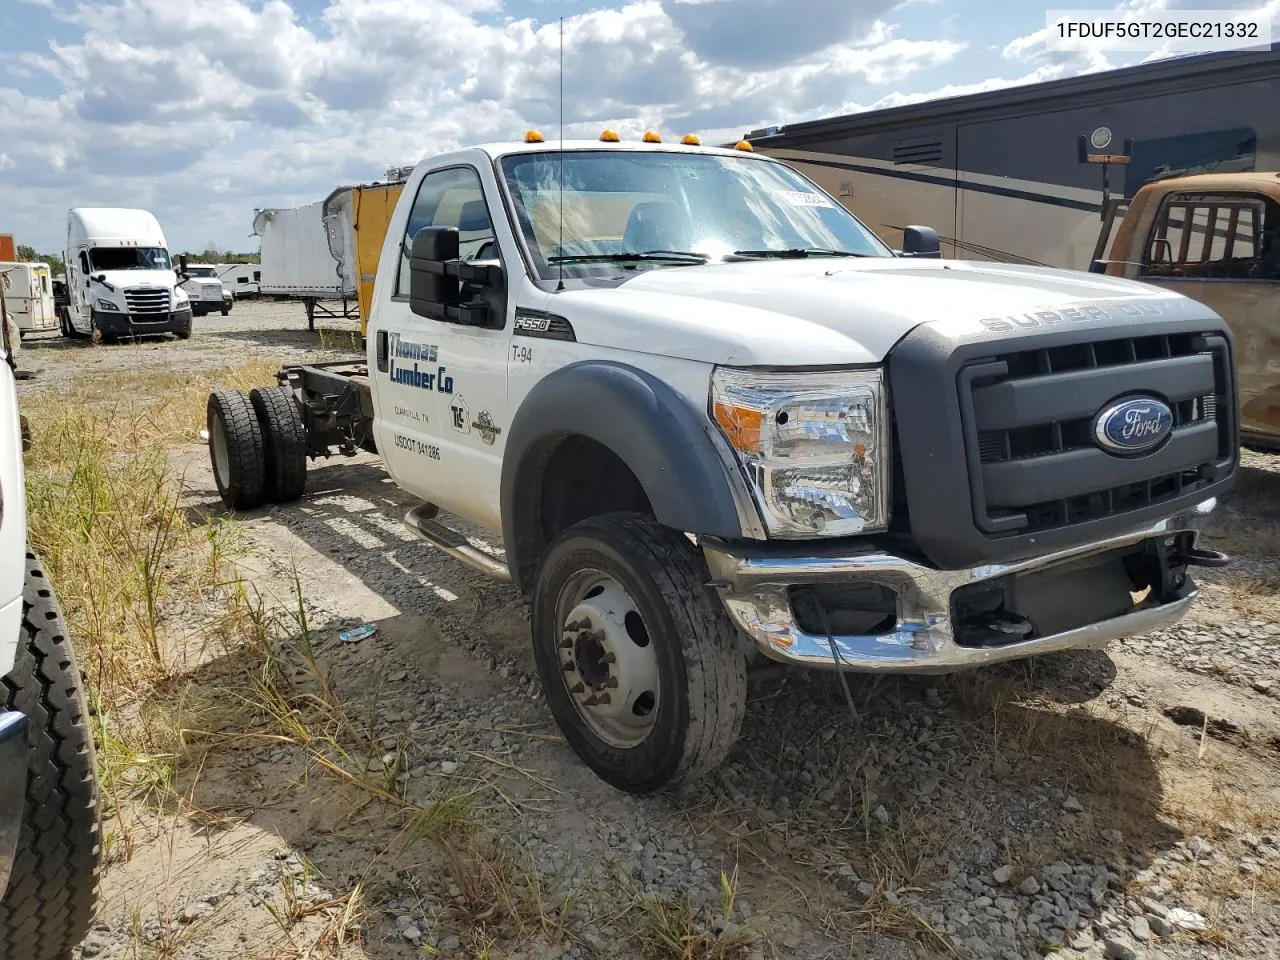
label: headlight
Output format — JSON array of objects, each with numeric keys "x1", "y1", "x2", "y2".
[
  {"x1": 710, "y1": 367, "x2": 889, "y2": 537},
  {"x1": 173, "y1": 289, "x2": 189, "y2": 305},
  {"x1": 96, "y1": 299, "x2": 120, "y2": 311}
]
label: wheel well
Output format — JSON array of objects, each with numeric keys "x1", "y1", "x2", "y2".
[{"x1": 513, "y1": 434, "x2": 653, "y2": 590}]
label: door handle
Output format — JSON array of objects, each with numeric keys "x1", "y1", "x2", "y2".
[{"x1": 376, "y1": 329, "x2": 389, "y2": 372}]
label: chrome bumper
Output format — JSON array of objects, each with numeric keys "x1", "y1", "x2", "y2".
[
  {"x1": 702, "y1": 500, "x2": 1217, "y2": 674},
  {"x1": 0, "y1": 710, "x2": 26, "y2": 893}
]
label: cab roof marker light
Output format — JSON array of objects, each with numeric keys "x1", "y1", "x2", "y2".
[
  {"x1": 599, "y1": 129, "x2": 620, "y2": 142},
  {"x1": 734, "y1": 140, "x2": 754, "y2": 152},
  {"x1": 524, "y1": 129, "x2": 545, "y2": 143},
  {"x1": 681, "y1": 134, "x2": 701, "y2": 145},
  {"x1": 642, "y1": 130, "x2": 662, "y2": 143}
]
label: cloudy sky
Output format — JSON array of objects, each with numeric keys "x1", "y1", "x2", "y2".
[{"x1": 0, "y1": 0, "x2": 1274, "y2": 255}]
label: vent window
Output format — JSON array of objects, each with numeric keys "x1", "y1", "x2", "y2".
[{"x1": 893, "y1": 139, "x2": 943, "y2": 166}]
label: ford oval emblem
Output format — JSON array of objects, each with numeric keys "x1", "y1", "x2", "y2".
[{"x1": 1093, "y1": 396, "x2": 1174, "y2": 455}]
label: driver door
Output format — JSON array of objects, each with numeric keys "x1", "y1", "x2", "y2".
[{"x1": 376, "y1": 165, "x2": 510, "y2": 534}]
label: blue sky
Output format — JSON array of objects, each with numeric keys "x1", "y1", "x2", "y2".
[{"x1": 0, "y1": 0, "x2": 1273, "y2": 254}]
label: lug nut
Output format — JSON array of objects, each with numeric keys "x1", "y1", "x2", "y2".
[
  {"x1": 596, "y1": 693, "x2": 612, "y2": 705},
  {"x1": 560, "y1": 635, "x2": 574, "y2": 649},
  {"x1": 583, "y1": 694, "x2": 599, "y2": 706},
  {"x1": 603, "y1": 676, "x2": 619, "y2": 688},
  {"x1": 601, "y1": 652, "x2": 616, "y2": 664},
  {"x1": 571, "y1": 682, "x2": 585, "y2": 694}
]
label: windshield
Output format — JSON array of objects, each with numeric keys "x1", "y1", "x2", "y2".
[
  {"x1": 500, "y1": 149, "x2": 891, "y2": 279},
  {"x1": 186, "y1": 266, "x2": 217, "y2": 277},
  {"x1": 89, "y1": 247, "x2": 172, "y2": 272}
]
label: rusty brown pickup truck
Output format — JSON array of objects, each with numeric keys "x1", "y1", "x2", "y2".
[{"x1": 1092, "y1": 173, "x2": 1280, "y2": 449}]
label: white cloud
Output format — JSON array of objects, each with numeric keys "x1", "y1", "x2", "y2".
[{"x1": 1, "y1": 0, "x2": 1139, "y2": 255}]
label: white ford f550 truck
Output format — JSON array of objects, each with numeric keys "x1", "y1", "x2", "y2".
[{"x1": 207, "y1": 134, "x2": 1238, "y2": 794}]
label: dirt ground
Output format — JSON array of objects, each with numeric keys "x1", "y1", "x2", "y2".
[{"x1": 14, "y1": 300, "x2": 1280, "y2": 960}]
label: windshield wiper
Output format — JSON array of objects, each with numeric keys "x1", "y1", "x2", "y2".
[
  {"x1": 547, "y1": 250, "x2": 708, "y2": 265},
  {"x1": 730, "y1": 247, "x2": 869, "y2": 259}
]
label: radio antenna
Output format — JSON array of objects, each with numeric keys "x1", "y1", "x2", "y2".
[{"x1": 556, "y1": 16, "x2": 566, "y2": 292}]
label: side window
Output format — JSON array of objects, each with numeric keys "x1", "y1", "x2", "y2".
[
  {"x1": 253, "y1": 270, "x2": 261, "y2": 282},
  {"x1": 1141, "y1": 192, "x2": 1275, "y2": 281},
  {"x1": 396, "y1": 166, "x2": 493, "y2": 296}
]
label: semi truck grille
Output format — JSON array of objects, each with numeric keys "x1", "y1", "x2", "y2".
[
  {"x1": 124, "y1": 287, "x2": 171, "y2": 314},
  {"x1": 959, "y1": 332, "x2": 1233, "y2": 537}
]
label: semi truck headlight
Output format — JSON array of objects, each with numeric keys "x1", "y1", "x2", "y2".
[
  {"x1": 710, "y1": 367, "x2": 890, "y2": 537},
  {"x1": 96, "y1": 299, "x2": 120, "y2": 311}
]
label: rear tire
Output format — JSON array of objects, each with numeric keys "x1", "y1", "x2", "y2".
[
  {"x1": 207, "y1": 389, "x2": 266, "y2": 510},
  {"x1": 0, "y1": 553, "x2": 101, "y2": 960},
  {"x1": 249, "y1": 386, "x2": 307, "y2": 504},
  {"x1": 531, "y1": 513, "x2": 747, "y2": 794}
]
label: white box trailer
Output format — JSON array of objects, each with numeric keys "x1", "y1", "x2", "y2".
[
  {"x1": 0, "y1": 262, "x2": 58, "y2": 335},
  {"x1": 252, "y1": 201, "x2": 356, "y2": 329}
]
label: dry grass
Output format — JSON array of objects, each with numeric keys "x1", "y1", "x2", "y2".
[{"x1": 618, "y1": 867, "x2": 760, "y2": 960}]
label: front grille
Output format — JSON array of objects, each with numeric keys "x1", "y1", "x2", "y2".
[
  {"x1": 958, "y1": 332, "x2": 1233, "y2": 537},
  {"x1": 124, "y1": 287, "x2": 171, "y2": 314}
]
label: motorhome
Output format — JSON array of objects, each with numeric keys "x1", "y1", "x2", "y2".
[
  {"x1": 0, "y1": 262, "x2": 58, "y2": 335},
  {"x1": 64, "y1": 208, "x2": 192, "y2": 341},
  {"x1": 215, "y1": 262, "x2": 261, "y2": 297},
  {"x1": 743, "y1": 46, "x2": 1280, "y2": 271}
]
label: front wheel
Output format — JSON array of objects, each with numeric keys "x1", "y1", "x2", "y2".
[
  {"x1": 531, "y1": 513, "x2": 747, "y2": 794},
  {"x1": 0, "y1": 554, "x2": 101, "y2": 959}
]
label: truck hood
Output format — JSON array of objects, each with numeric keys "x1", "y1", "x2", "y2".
[
  {"x1": 547, "y1": 258, "x2": 1221, "y2": 365},
  {"x1": 92, "y1": 269, "x2": 178, "y2": 292}
]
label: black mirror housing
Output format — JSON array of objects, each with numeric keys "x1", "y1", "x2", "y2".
[
  {"x1": 409, "y1": 226, "x2": 505, "y2": 328},
  {"x1": 901, "y1": 225, "x2": 942, "y2": 258},
  {"x1": 178, "y1": 254, "x2": 190, "y2": 279}
]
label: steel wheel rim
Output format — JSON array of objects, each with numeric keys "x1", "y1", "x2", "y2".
[
  {"x1": 555, "y1": 568, "x2": 660, "y2": 749},
  {"x1": 210, "y1": 414, "x2": 232, "y2": 490}
]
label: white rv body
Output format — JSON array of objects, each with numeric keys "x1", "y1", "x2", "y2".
[
  {"x1": 215, "y1": 262, "x2": 261, "y2": 296},
  {"x1": 64, "y1": 208, "x2": 192, "y2": 340},
  {"x1": 0, "y1": 262, "x2": 58, "y2": 334}
]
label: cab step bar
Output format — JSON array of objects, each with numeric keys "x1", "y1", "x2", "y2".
[{"x1": 403, "y1": 503, "x2": 512, "y2": 582}]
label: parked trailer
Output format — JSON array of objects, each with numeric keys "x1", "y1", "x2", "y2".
[
  {"x1": 215, "y1": 263, "x2": 261, "y2": 298},
  {"x1": 0, "y1": 262, "x2": 58, "y2": 335},
  {"x1": 743, "y1": 45, "x2": 1280, "y2": 271},
  {"x1": 322, "y1": 175, "x2": 407, "y2": 338},
  {"x1": 252, "y1": 201, "x2": 357, "y2": 329}
]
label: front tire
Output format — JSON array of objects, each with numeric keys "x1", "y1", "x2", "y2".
[
  {"x1": 531, "y1": 513, "x2": 747, "y2": 794},
  {"x1": 0, "y1": 554, "x2": 101, "y2": 960}
]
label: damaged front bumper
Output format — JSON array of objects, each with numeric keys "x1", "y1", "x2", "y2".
[{"x1": 702, "y1": 499, "x2": 1224, "y2": 674}]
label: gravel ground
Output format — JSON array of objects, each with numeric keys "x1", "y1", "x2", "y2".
[{"x1": 16, "y1": 301, "x2": 1280, "y2": 960}]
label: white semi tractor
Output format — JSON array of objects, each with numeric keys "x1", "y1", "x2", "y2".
[{"x1": 63, "y1": 208, "x2": 193, "y2": 342}]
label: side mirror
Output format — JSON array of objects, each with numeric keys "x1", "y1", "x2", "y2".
[
  {"x1": 409, "y1": 226, "x2": 505, "y2": 327},
  {"x1": 900, "y1": 225, "x2": 941, "y2": 259},
  {"x1": 178, "y1": 254, "x2": 190, "y2": 280}
]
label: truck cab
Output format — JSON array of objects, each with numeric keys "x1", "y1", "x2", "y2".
[
  {"x1": 64, "y1": 208, "x2": 192, "y2": 342},
  {"x1": 178, "y1": 264, "x2": 232, "y2": 317},
  {"x1": 1092, "y1": 172, "x2": 1280, "y2": 449},
  {"x1": 210, "y1": 133, "x2": 1239, "y2": 794}
]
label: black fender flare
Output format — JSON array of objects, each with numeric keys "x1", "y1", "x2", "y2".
[{"x1": 500, "y1": 360, "x2": 760, "y2": 591}]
